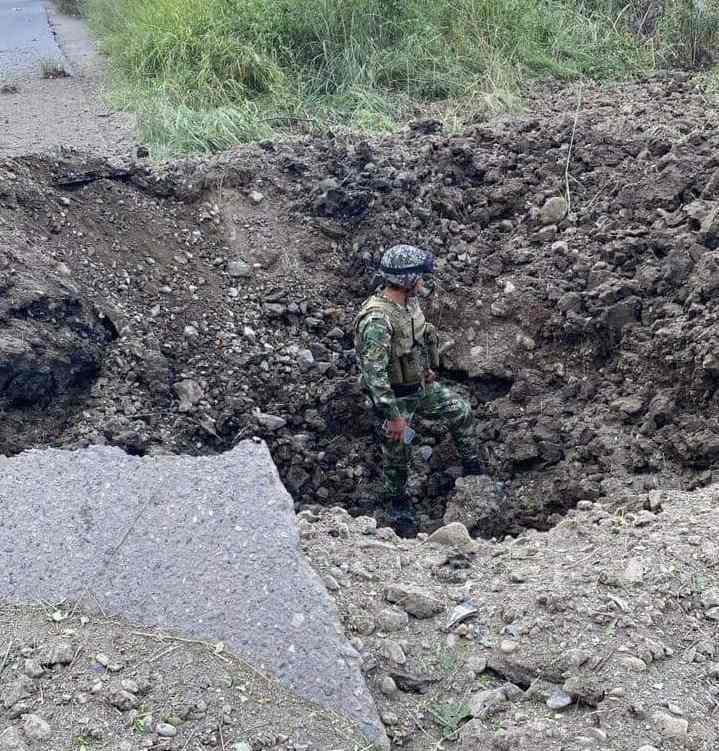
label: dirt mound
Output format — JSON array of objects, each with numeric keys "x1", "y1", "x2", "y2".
[
  {"x1": 299, "y1": 486, "x2": 719, "y2": 750},
  {"x1": 2, "y1": 74, "x2": 719, "y2": 532}
]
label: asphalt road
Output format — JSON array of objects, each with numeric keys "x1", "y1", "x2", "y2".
[{"x1": 0, "y1": 0, "x2": 65, "y2": 74}]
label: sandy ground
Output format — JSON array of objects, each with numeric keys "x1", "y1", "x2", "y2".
[{"x1": 0, "y1": 1, "x2": 135, "y2": 157}]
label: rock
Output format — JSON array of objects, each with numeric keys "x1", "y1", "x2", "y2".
[
  {"x1": 156, "y1": 723, "x2": 177, "y2": 738},
  {"x1": 296, "y1": 349, "x2": 315, "y2": 372},
  {"x1": 619, "y1": 656, "x2": 648, "y2": 672},
  {"x1": 652, "y1": 711, "x2": 688, "y2": 743},
  {"x1": 0, "y1": 443, "x2": 386, "y2": 747},
  {"x1": 23, "y1": 659, "x2": 44, "y2": 678},
  {"x1": 227, "y1": 259, "x2": 252, "y2": 278},
  {"x1": 384, "y1": 584, "x2": 444, "y2": 619},
  {"x1": 0, "y1": 727, "x2": 27, "y2": 751},
  {"x1": 539, "y1": 196, "x2": 568, "y2": 226},
  {"x1": 427, "y1": 522, "x2": 478, "y2": 551},
  {"x1": 381, "y1": 640, "x2": 407, "y2": 665},
  {"x1": 173, "y1": 379, "x2": 203, "y2": 412},
  {"x1": 380, "y1": 677, "x2": 398, "y2": 697},
  {"x1": 459, "y1": 719, "x2": 491, "y2": 747},
  {"x1": 121, "y1": 679, "x2": 140, "y2": 694},
  {"x1": 376, "y1": 608, "x2": 409, "y2": 632},
  {"x1": 183, "y1": 325, "x2": 199, "y2": 340},
  {"x1": 500, "y1": 640, "x2": 519, "y2": 654},
  {"x1": 2, "y1": 676, "x2": 34, "y2": 708},
  {"x1": 468, "y1": 688, "x2": 506, "y2": 719},
  {"x1": 255, "y1": 411, "x2": 286, "y2": 431},
  {"x1": 23, "y1": 714, "x2": 51, "y2": 741},
  {"x1": 623, "y1": 557, "x2": 644, "y2": 585},
  {"x1": 249, "y1": 190, "x2": 264, "y2": 204},
  {"x1": 0, "y1": 266, "x2": 115, "y2": 408},
  {"x1": 108, "y1": 689, "x2": 140, "y2": 711},
  {"x1": 444, "y1": 475, "x2": 505, "y2": 536},
  {"x1": 467, "y1": 655, "x2": 487, "y2": 675},
  {"x1": 637, "y1": 746, "x2": 659, "y2": 751},
  {"x1": 546, "y1": 688, "x2": 573, "y2": 710},
  {"x1": 231, "y1": 744, "x2": 252, "y2": 751}
]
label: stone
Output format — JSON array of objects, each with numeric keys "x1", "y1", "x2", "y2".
[
  {"x1": 384, "y1": 584, "x2": 444, "y2": 619},
  {"x1": 467, "y1": 655, "x2": 487, "y2": 674},
  {"x1": 255, "y1": 411, "x2": 286, "y2": 431},
  {"x1": 23, "y1": 659, "x2": 44, "y2": 678},
  {"x1": 380, "y1": 640, "x2": 406, "y2": 665},
  {"x1": 296, "y1": 349, "x2": 315, "y2": 372},
  {"x1": 468, "y1": 688, "x2": 506, "y2": 719},
  {"x1": 156, "y1": 723, "x2": 177, "y2": 738},
  {"x1": 173, "y1": 379, "x2": 203, "y2": 412},
  {"x1": 23, "y1": 714, "x2": 51, "y2": 741},
  {"x1": 0, "y1": 727, "x2": 27, "y2": 751},
  {"x1": 637, "y1": 746, "x2": 659, "y2": 751},
  {"x1": 546, "y1": 688, "x2": 573, "y2": 710},
  {"x1": 375, "y1": 608, "x2": 409, "y2": 632},
  {"x1": 539, "y1": 196, "x2": 568, "y2": 226},
  {"x1": 623, "y1": 557, "x2": 644, "y2": 585},
  {"x1": 231, "y1": 745, "x2": 252, "y2": 751},
  {"x1": 0, "y1": 442, "x2": 386, "y2": 748},
  {"x1": 427, "y1": 522, "x2": 477, "y2": 551},
  {"x1": 380, "y1": 677, "x2": 398, "y2": 697},
  {"x1": 227, "y1": 259, "x2": 252, "y2": 278},
  {"x1": 652, "y1": 711, "x2": 688, "y2": 742},
  {"x1": 47, "y1": 641, "x2": 74, "y2": 665},
  {"x1": 2, "y1": 676, "x2": 34, "y2": 709},
  {"x1": 500, "y1": 640, "x2": 519, "y2": 654},
  {"x1": 249, "y1": 190, "x2": 264, "y2": 204},
  {"x1": 108, "y1": 689, "x2": 139, "y2": 711},
  {"x1": 619, "y1": 656, "x2": 648, "y2": 672}
]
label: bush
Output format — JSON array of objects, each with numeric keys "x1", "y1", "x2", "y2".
[{"x1": 84, "y1": 0, "x2": 704, "y2": 154}]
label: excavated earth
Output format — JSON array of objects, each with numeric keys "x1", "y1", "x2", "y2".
[
  {"x1": 1, "y1": 73, "x2": 719, "y2": 750},
  {"x1": 2, "y1": 74, "x2": 719, "y2": 533}
]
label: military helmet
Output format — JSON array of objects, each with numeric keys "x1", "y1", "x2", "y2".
[{"x1": 380, "y1": 244, "x2": 434, "y2": 289}]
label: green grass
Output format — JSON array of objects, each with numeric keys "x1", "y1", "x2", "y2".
[{"x1": 84, "y1": 0, "x2": 719, "y2": 156}]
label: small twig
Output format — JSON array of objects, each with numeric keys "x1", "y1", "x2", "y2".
[
  {"x1": 0, "y1": 640, "x2": 13, "y2": 677},
  {"x1": 564, "y1": 84, "x2": 583, "y2": 214},
  {"x1": 219, "y1": 725, "x2": 226, "y2": 751},
  {"x1": 130, "y1": 644, "x2": 179, "y2": 669},
  {"x1": 180, "y1": 730, "x2": 197, "y2": 751}
]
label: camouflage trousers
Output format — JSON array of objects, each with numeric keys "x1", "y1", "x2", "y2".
[{"x1": 377, "y1": 382, "x2": 478, "y2": 497}]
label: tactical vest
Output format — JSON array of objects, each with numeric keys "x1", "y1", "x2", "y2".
[{"x1": 354, "y1": 294, "x2": 439, "y2": 388}]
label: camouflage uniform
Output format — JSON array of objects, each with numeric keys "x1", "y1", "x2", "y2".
[{"x1": 354, "y1": 291, "x2": 479, "y2": 498}]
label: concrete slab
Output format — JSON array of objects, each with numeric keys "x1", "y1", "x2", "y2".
[{"x1": 0, "y1": 441, "x2": 387, "y2": 746}]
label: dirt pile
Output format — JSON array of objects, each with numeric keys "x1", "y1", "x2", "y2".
[
  {"x1": 300, "y1": 485, "x2": 719, "y2": 750},
  {"x1": 2, "y1": 74, "x2": 719, "y2": 531}
]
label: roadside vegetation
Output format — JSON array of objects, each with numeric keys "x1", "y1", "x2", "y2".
[{"x1": 79, "y1": 0, "x2": 719, "y2": 156}]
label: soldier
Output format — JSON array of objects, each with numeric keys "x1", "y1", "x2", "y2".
[{"x1": 354, "y1": 244, "x2": 482, "y2": 535}]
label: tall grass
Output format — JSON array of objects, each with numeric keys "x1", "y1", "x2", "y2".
[{"x1": 83, "y1": 0, "x2": 714, "y2": 155}]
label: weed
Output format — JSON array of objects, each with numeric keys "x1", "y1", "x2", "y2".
[
  {"x1": 56, "y1": 0, "x2": 84, "y2": 15},
  {"x1": 40, "y1": 58, "x2": 69, "y2": 79},
  {"x1": 429, "y1": 701, "x2": 473, "y2": 738},
  {"x1": 83, "y1": 0, "x2": 715, "y2": 155}
]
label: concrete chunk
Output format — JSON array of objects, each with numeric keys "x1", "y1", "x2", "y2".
[{"x1": 0, "y1": 441, "x2": 386, "y2": 746}]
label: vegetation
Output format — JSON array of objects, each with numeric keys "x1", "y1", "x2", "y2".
[{"x1": 83, "y1": 0, "x2": 719, "y2": 155}]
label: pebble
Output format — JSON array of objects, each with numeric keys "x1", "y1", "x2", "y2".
[
  {"x1": 652, "y1": 711, "x2": 688, "y2": 742},
  {"x1": 623, "y1": 557, "x2": 644, "y2": 585},
  {"x1": 156, "y1": 722, "x2": 177, "y2": 738},
  {"x1": 0, "y1": 727, "x2": 27, "y2": 750},
  {"x1": 322, "y1": 575, "x2": 340, "y2": 592},
  {"x1": 46, "y1": 641, "x2": 74, "y2": 665},
  {"x1": 427, "y1": 522, "x2": 477, "y2": 550},
  {"x1": 546, "y1": 688, "x2": 573, "y2": 710},
  {"x1": 637, "y1": 746, "x2": 659, "y2": 751},
  {"x1": 121, "y1": 679, "x2": 140, "y2": 694},
  {"x1": 1, "y1": 676, "x2": 34, "y2": 709},
  {"x1": 619, "y1": 655, "x2": 647, "y2": 672},
  {"x1": 500, "y1": 640, "x2": 519, "y2": 654},
  {"x1": 249, "y1": 190, "x2": 264, "y2": 204},
  {"x1": 376, "y1": 608, "x2": 409, "y2": 632},
  {"x1": 23, "y1": 659, "x2": 44, "y2": 678},
  {"x1": 384, "y1": 584, "x2": 444, "y2": 619},
  {"x1": 23, "y1": 714, "x2": 52, "y2": 741},
  {"x1": 381, "y1": 639, "x2": 407, "y2": 665},
  {"x1": 107, "y1": 688, "x2": 140, "y2": 711},
  {"x1": 227, "y1": 259, "x2": 251, "y2": 278},
  {"x1": 467, "y1": 655, "x2": 487, "y2": 674},
  {"x1": 381, "y1": 711, "x2": 399, "y2": 726},
  {"x1": 381, "y1": 676, "x2": 398, "y2": 697}
]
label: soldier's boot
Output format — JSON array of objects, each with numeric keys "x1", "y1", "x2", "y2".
[{"x1": 385, "y1": 493, "x2": 417, "y2": 538}]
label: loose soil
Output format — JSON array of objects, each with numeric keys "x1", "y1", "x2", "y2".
[
  {"x1": 2, "y1": 74, "x2": 719, "y2": 533},
  {"x1": 1, "y1": 73, "x2": 719, "y2": 750}
]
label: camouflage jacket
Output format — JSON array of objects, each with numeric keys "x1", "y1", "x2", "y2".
[{"x1": 354, "y1": 292, "x2": 439, "y2": 418}]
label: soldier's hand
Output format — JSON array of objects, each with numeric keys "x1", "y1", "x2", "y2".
[
  {"x1": 425, "y1": 369, "x2": 437, "y2": 384},
  {"x1": 386, "y1": 417, "x2": 408, "y2": 442}
]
